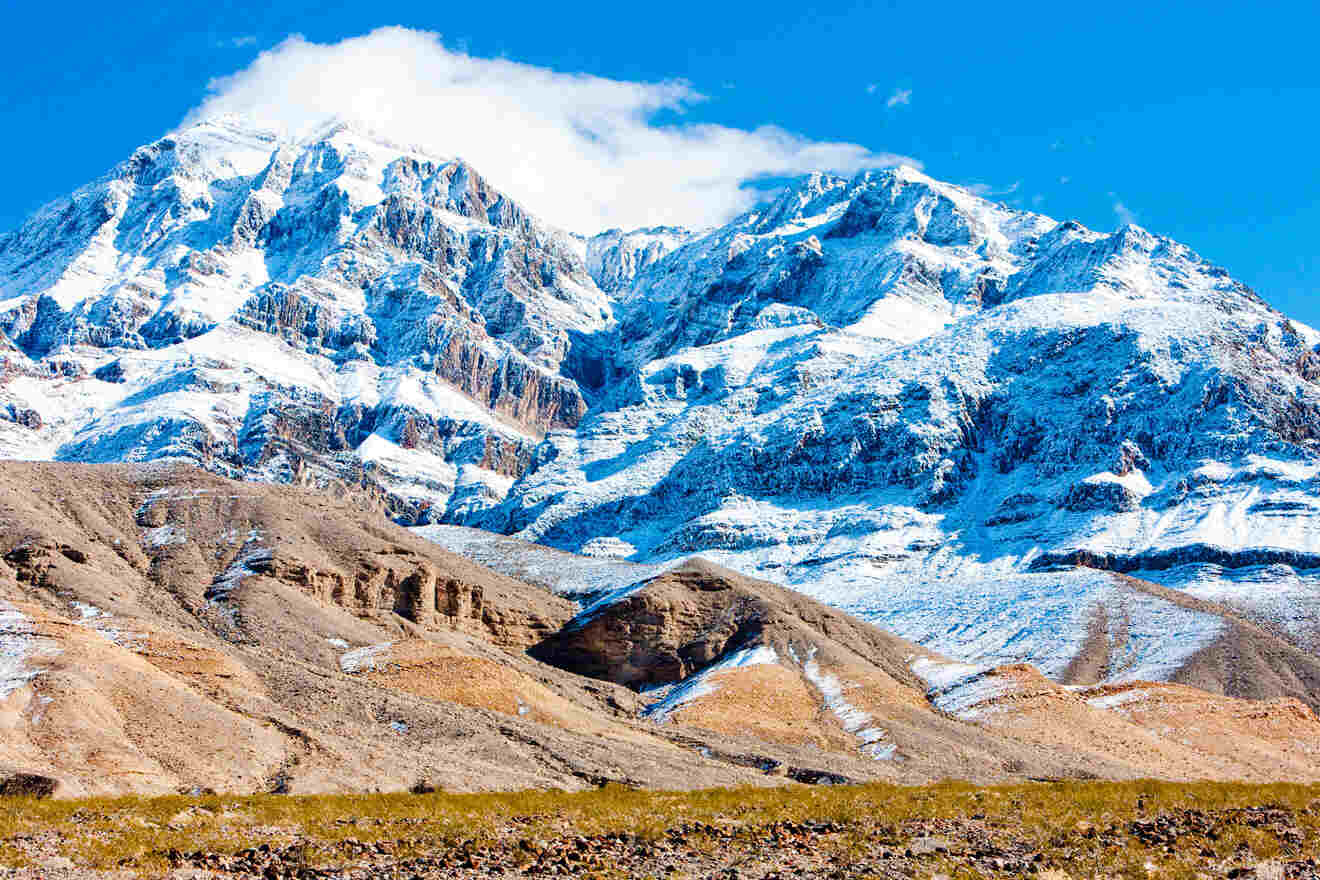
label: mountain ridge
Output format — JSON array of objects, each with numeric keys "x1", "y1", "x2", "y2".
[{"x1": 1, "y1": 115, "x2": 1318, "y2": 692}]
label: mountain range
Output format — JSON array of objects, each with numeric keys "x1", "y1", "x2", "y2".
[{"x1": 1, "y1": 116, "x2": 1318, "y2": 792}]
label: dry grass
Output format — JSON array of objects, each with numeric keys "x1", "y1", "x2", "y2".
[{"x1": 0, "y1": 779, "x2": 1315, "y2": 875}]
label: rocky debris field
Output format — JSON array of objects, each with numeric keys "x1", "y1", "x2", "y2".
[{"x1": 0, "y1": 781, "x2": 1317, "y2": 879}]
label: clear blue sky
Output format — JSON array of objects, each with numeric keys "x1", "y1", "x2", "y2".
[{"x1": 4, "y1": 1, "x2": 1318, "y2": 322}]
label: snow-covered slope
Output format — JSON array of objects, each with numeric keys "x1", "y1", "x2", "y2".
[
  {"x1": 585, "y1": 226, "x2": 693, "y2": 294},
  {"x1": 2, "y1": 119, "x2": 1318, "y2": 680},
  {"x1": 0, "y1": 117, "x2": 612, "y2": 522},
  {"x1": 467, "y1": 166, "x2": 1320, "y2": 663}
]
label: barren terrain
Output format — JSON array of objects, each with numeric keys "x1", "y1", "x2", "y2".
[
  {"x1": 0, "y1": 461, "x2": 1318, "y2": 801},
  {"x1": 0, "y1": 781, "x2": 1318, "y2": 878}
]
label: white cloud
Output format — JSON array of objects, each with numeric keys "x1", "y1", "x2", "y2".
[
  {"x1": 181, "y1": 27, "x2": 918, "y2": 234},
  {"x1": 1112, "y1": 198, "x2": 1138, "y2": 227},
  {"x1": 216, "y1": 35, "x2": 257, "y2": 49},
  {"x1": 965, "y1": 180, "x2": 1020, "y2": 198},
  {"x1": 886, "y1": 88, "x2": 912, "y2": 108}
]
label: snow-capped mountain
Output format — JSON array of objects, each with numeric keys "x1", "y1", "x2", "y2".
[
  {"x1": 2, "y1": 117, "x2": 1318, "y2": 681},
  {"x1": 0, "y1": 117, "x2": 612, "y2": 522},
  {"x1": 470, "y1": 166, "x2": 1320, "y2": 671}
]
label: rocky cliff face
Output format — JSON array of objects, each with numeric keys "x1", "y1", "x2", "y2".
[
  {"x1": 1, "y1": 119, "x2": 1318, "y2": 680},
  {"x1": 0, "y1": 118, "x2": 610, "y2": 523}
]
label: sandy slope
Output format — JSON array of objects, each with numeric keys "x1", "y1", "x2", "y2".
[{"x1": 0, "y1": 461, "x2": 1317, "y2": 796}]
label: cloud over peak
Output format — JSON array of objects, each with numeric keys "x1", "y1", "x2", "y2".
[{"x1": 182, "y1": 27, "x2": 918, "y2": 234}]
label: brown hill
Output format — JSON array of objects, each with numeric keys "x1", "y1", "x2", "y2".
[
  {"x1": 0, "y1": 461, "x2": 747, "y2": 795},
  {"x1": 533, "y1": 557, "x2": 1320, "y2": 783},
  {"x1": 0, "y1": 461, "x2": 1318, "y2": 797}
]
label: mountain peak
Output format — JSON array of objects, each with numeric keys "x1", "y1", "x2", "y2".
[{"x1": 167, "y1": 113, "x2": 455, "y2": 167}]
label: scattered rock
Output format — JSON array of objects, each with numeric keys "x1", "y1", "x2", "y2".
[{"x1": 0, "y1": 773, "x2": 59, "y2": 798}]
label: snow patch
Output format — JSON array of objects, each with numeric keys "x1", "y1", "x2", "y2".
[
  {"x1": 143, "y1": 525, "x2": 187, "y2": 547},
  {"x1": 71, "y1": 601, "x2": 104, "y2": 621},
  {"x1": 70, "y1": 601, "x2": 148, "y2": 651},
  {"x1": 0, "y1": 604, "x2": 58, "y2": 699},
  {"x1": 909, "y1": 657, "x2": 1014, "y2": 722},
  {"x1": 643, "y1": 645, "x2": 778, "y2": 724},
  {"x1": 1086, "y1": 689, "x2": 1153, "y2": 711},
  {"x1": 1084, "y1": 469, "x2": 1153, "y2": 496},
  {"x1": 207, "y1": 532, "x2": 271, "y2": 602},
  {"x1": 340, "y1": 642, "x2": 391, "y2": 674},
  {"x1": 794, "y1": 645, "x2": 896, "y2": 759}
]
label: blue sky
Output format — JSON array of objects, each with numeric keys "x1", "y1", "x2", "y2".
[{"x1": 4, "y1": 0, "x2": 1318, "y2": 321}]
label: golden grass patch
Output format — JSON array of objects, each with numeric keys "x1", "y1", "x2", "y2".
[{"x1": 0, "y1": 779, "x2": 1313, "y2": 873}]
